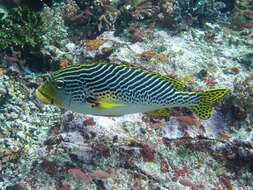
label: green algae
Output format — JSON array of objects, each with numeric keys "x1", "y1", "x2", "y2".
[
  {"x1": 0, "y1": 6, "x2": 46, "y2": 50},
  {"x1": 145, "y1": 109, "x2": 171, "y2": 120}
]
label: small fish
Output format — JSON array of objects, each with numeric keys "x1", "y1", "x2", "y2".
[{"x1": 35, "y1": 63, "x2": 230, "y2": 120}]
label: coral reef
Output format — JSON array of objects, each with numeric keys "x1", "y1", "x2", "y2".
[
  {"x1": 0, "y1": 0, "x2": 253, "y2": 189},
  {"x1": 59, "y1": 0, "x2": 235, "y2": 40}
]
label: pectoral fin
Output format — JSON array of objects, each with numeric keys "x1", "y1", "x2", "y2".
[{"x1": 86, "y1": 95, "x2": 127, "y2": 110}]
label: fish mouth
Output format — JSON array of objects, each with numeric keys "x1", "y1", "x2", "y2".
[{"x1": 35, "y1": 88, "x2": 54, "y2": 105}]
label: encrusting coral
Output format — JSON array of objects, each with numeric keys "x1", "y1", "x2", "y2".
[{"x1": 83, "y1": 39, "x2": 106, "y2": 51}]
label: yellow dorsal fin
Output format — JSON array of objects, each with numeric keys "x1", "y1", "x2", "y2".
[{"x1": 163, "y1": 76, "x2": 186, "y2": 91}]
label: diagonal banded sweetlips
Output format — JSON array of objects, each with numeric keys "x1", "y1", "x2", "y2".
[{"x1": 35, "y1": 62, "x2": 230, "y2": 120}]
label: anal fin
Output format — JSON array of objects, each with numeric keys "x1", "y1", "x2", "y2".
[{"x1": 94, "y1": 101, "x2": 127, "y2": 110}]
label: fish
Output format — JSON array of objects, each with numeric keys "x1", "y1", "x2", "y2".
[{"x1": 35, "y1": 62, "x2": 230, "y2": 120}]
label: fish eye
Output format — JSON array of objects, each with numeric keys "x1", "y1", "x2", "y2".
[{"x1": 55, "y1": 80, "x2": 65, "y2": 89}]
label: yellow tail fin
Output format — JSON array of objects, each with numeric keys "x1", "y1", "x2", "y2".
[{"x1": 190, "y1": 88, "x2": 230, "y2": 120}]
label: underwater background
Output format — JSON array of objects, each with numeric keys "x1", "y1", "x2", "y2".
[{"x1": 0, "y1": 0, "x2": 253, "y2": 189}]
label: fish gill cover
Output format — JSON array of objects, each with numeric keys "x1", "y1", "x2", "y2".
[{"x1": 0, "y1": 0, "x2": 253, "y2": 189}]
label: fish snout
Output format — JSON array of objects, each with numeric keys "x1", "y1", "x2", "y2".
[{"x1": 35, "y1": 87, "x2": 53, "y2": 105}]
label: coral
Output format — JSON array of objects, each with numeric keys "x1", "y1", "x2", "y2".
[
  {"x1": 128, "y1": 27, "x2": 145, "y2": 42},
  {"x1": 59, "y1": 0, "x2": 236, "y2": 42},
  {"x1": 151, "y1": 54, "x2": 168, "y2": 65},
  {"x1": 230, "y1": 0, "x2": 253, "y2": 30},
  {"x1": 2, "y1": 48, "x2": 22, "y2": 73},
  {"x1": 83, "y1": 39, "x2": 105, "y2": 51},
  {"x1": 131, "y1": 1, "x2": 156, "y2": 21},
  {"x1": 40, "y1": 45, "x2": 74, "y2": 71},
  {"x1": 61, "y1": 0, "x2": 121, "y2": 38},
  {"x1": 180, "y1": 75, "x2": 195, "y2": 85},
  {"x1": 59, "y1": 0, "x2": 234, "y2": 40},
  {"x1": 173, "y1": 0, "x2": 233, "y2": 29},
  {"x1": 0, "y1": 5, "x2": 46, "y2": 50},
  {"x1": 59, "y1": 59, "x2": 69, "y2": 69},
  {"x1": 140, "y1": 50, "x2": 159, "y2": 60},
  {"x1": 140, "y1": 50, "x2": 168, "y2": 65},
  {"x1": 223, "y1": 76, "x2": 253, "y2": 123},
  {"x1": 160, "y1": 0, "x2": 177, "y2": 15},
  {"x1": 139, "y1": 143, "x2": 156, "y2": 162},
  {"x1": 96, "y1": 1, "x2": 120, "y2": 31},
  {"x1": 157, "y1": 0, "x2": 177, "y2": 27},
  {"x1": 61, "y1": 0, "x2": 80, "y2": 22},
  {"x1": 41, "y1": 6, "x2": 68, "y2": 46}
]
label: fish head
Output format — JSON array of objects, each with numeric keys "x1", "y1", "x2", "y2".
[{"x1": 35, "y1": 77, "x2": 65, "y2": 107}]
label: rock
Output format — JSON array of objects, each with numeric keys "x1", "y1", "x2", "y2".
[
  {"x1": 65, "y1": 42, "x2": 76, "y2": 53},
  {"x1": 0, "y1": 5, "x2": 8, "y2": 21},
  {"x1": 163, "y1": 118, "x2": 184, "y2": 139},
  {"x1": 6, "y1": 112, "x2": 19, "y2": 120},
  {"x1": 128, "y1": 43, "x2": 144, "y2": 54}
]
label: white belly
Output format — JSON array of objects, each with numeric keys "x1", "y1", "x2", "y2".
[{"x1": 66, "y1": 102, "x2": 163, "y2": 116}]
